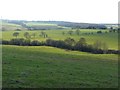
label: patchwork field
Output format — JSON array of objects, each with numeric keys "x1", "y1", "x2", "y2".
[{"x1": 2, "y1": 45, "x2": 118, "y2": 88}]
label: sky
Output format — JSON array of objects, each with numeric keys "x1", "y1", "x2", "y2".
[{"x1": 0, "y1": 0, "x2": 119, "y2": 23}]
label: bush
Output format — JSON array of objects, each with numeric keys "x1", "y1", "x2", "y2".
[
  {"x1": 1, "y1": 37, "x2": 119, "y2": 54},
  {"x1": 2, "y1": 40, "x2": 9, "y2": 45},
  {"x1": 23, "y1": 39, "x2": 31, "y2": 46},
  {"x1": 10, "y1": 38, "x2": 24, "y2": 45},
  {"x1": 97, "y1": 31, "x2": 102, "y2": 34},
  {"x1": 31, "y1": 40, "x2": 41, "y2": 46}
]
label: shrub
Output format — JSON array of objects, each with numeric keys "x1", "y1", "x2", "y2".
[
  {"x1": 2, "y1": 37, "x2": 119, "y2": 54},
  {"x1": 31, "y1": 40, "x2": 41, "y2": 46},
  {"x1": 10, "y1": 38, "x2": 24, "y2": 45},
  {"x1": 23, "y1": 39, "x2": 31, "y2": 46},
  {"x1": 13, "y1": 32, "x2": 19, "y2": 38},
  {"x1": 2, "y1": 40, "x2": 9, "y2": 45},
  {"x1": 97, "y1": 31, "x2": 102, "y2": 34}
]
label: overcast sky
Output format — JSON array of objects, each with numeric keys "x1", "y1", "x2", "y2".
[{"x1": 0, "y1": 0, "x2": 119, "y2": 23}]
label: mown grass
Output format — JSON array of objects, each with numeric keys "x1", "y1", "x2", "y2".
[
  {"x1": 2, "y1": 45, "x2": 118, "y2": 88},
  {"x1": 1, "y1": 29, "x2": 118, "y2": 50}
]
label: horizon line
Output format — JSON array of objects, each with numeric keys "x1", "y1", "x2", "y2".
[{"x1": 0, "y1": 18, "x2": 118, "y2": 24}]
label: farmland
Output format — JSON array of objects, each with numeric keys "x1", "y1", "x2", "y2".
[
  {"x1": 2, "y1": 45, "x2": 118, "y2": 88},
  {"x1": 1, "y1": 29, "x2": 118, "y2": 50},
  {"x1": 0, "y1": 21, "x2": 26, "y2": 31},
  {"x1": 1, "y1": 20, "x2": 119, "y2": 88}
]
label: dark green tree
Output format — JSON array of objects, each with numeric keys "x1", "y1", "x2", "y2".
[
  {"x1": 24, "y1": 32, "x2": 30, "y2": 39},
  {"x1": 13, "y1": 32, "x2": 19, "y2": 38},
  {"x1": 64, "y1": 37, "x2": 75, "y2": 46},
  {"x1": 75, "y1": 29, "x2": 80, "y2": 35},
  {"x1": 31, "y1": 33, "x2": 36, "y2": 38},
  {"x1": 74, "y1": 38, "x2": 87, "y2": 51},
  {"x1": 40, "y1": 31, "x2": 48, "y2": 38},
  {"x1": 93, "y1": 40, "x2": 102, "y2": 50},
  {"x1": 68, "y1": 30, "x2": 73, "y2": 35},
  {"x1": 62, "y1": 31, "x2": 65, "y2": 35}
]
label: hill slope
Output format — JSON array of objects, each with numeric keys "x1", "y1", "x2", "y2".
[
  {"x1": 2, "y1": 45, "x2": 118, "y2": 88},
  {"x1": 1, "y1": 20, "x2": 107, "y2": 30}
]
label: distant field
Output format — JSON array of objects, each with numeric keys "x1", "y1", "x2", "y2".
[
  {"x1": 25, "y1": 22, "x2": 58, "y2": 26},
  {"x1": 0, "y1": 21, "x2": 26, "y2": 31},
  {"x1": 2, "y1": 45, "x2": 118, "y2": 88},
  {"x1": 25, "y1": 22, "x2": 69, "y2": 30},
  {"x1": 1, "y1": 29, "x2": 118, "y2": 50}
]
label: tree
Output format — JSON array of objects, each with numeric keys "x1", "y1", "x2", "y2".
[
  {"x1": 2, "y1": 27, "x2": 6, "y2": 31},
  {"x1": 31, "y1": 40, "x2": 40, "y2": 46},
  {"x1": 97, "y1": 31, "x2": 102, "y2": 34},
  {"x1": 93, "y1": 40, "x2": 102, "y2": 50},
  {"x1": 13, "y1": 32, "x2": 19, "y2": 38},
  {"x1": 91, "y1": 32, "x2": 93, "y2": 34},
  {"x1": 102, "y1": 42, "x2": 108, "y2": 54},
  {"x1": 10, "y1": 38, "x2": 24, "y2": 45},
  {"x1": 110, "y1": 27, "x2": 113, "y2": 30},
  {"x1": 68, "y1": 30, "x2": 73, "y2": 35},
  {"x1": 78, "y1": 38, "x2": 87, "y2": 46},
  {"x1": 105, "y1": 31, "x2": 108, "y2": 33},
  {"x1": 31, "y1": 33, "x2": 36, "y2": 38},
  {"x1": 23, "y1": 39, "x2": 31, "y2": 46},
  {"x1": 24, "y1": 32, "x2": 30, "y2": 39},
  {"x1": 118, "y1": 28, "x2": 120, "y2": 33},
  {"x1": 113, "y1": 29, "x2": 116, "y2": 33},
  {"x1": 74, "y1": 38, "x2": 87, "y2": 51},
  {"x1": 109, "y1": 27, "x2": 113, "y2": 33},
  {"x1": 40, "y1": 31, "x2": 44, "y2": 36},
  {"x1": 16, "y1": 28, "x2": 21, "y2": 31},
  {"x1": 64, "y1": 37, "x2": 75, "y2": 46},
  {"x1": 40, "y1": 31, "x2": 48, "y2": 38},
  {"x1": 62, "y1": 31, "x2": 65, "y2": 35},
  {"x1": 75, "y1": 29, "x2": 80, "y2": 35}
]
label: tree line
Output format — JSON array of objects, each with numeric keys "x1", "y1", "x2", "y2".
[
  {"x1": 12, "y1": 31, "x2": 48, "y2": 39},
  {"x1": 1, "y1": 37, "x2": 119, "y2": 54}
]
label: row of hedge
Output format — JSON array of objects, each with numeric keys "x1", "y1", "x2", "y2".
[{"x1": 1, "y1": 38, "x2": 119, "y2": 54}]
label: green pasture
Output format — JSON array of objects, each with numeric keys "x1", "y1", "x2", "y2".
[
  {"x1": 1, "y1": 29, "x2": 118, "y2": 50},
  {"x1": 2, "y1": 45, "x2": 118, "y2": 88},
  {"x1": 25, "y1": 22, "x2": 58, "y2": 26},
  {"x1": 1, "y1": 21, "x2": 26, "y2": 31}
]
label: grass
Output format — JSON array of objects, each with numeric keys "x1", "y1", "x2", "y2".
[
  {"x1": 2, "y1": 45, "x2": 118, "y2": 88},
  {"x1": 1, "y1": 29, "x2": 118, "y2": 50},
  {"x1": 0, "y1": 21, "x2": 26, "y2": 31},
  {"x1": 1, "y1": 21, "x2": 118, "y2": 88},
  {"x1": 25, "y1": 22, "x2": 58, "y2": 26},
  {"x1": 25, "y1": 22, "x2": 69, "y2": 30}
]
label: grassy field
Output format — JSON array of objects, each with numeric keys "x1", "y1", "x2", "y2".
[
  {"x1": 25, "y1": 22, "x2": 58, "y2": 26},
  {"x1": 1, "y1": 29, "x2": 118, "y2": 50},
  {"x1": 0, "y1": 21, "x2": 26, "y2": 31},
  {"x1": 1, "y1": 21, "x2": 118, "y2": 88},
  {"x1": 25, "y1": 22, "x2": 69, "y2": 30},
  {"x1": 2, "y1": 45, "x2": 118, "y2": 88}
]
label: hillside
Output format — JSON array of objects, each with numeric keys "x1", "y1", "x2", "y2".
[
  {"x1": 1, "y1": 19, "x2": 118, "y2": 88},
  {"x1": 0, "y1": 20, "x2": 27, "y2": 31},
  {"x1": 1, "y1": 19, "x2": 107, "y2": 30},
  {"x1": 2, "y1": 45, "x2": 118, "y2": 88},
  {"x1": 1, "y1": 29, "x2": 118, "y2": 50}
]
